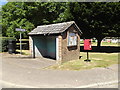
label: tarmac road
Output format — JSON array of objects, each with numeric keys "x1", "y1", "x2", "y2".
[{"x1": 0, "y1": 53, "x2": 119, "y2": 88}]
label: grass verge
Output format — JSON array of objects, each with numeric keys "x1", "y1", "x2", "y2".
[{"x1": 47, "y1": 52, "x2": 118, "y2": 71}]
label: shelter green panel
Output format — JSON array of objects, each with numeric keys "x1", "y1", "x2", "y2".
[{"x1": 46, "y1": 36, "x2": 56, "y2": 59}]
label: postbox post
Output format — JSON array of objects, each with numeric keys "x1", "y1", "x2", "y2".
[{"x1": 87, "y1": 51, "x2": 89, "y2": 60}]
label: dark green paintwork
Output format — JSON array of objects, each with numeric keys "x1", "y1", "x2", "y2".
[{"x1": 33, "y1": 36, "x2": 56, "y2": 59}]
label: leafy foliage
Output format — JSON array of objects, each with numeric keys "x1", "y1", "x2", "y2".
[
  {"x1": 60, "y1": 2, "x2": 120, "y2": 46},
  {"x1": 2, "y1": 2, "x2": 34, "y2": 38},
  {"x1": 2, "y1": 2, "x2": 120, "y2": 46},
  {"x1": 0, "y1": 37, "x2": 16, "y2": 52},
  {"x1": 2, "y1": 2, "x2": 67, "y2": 38}
]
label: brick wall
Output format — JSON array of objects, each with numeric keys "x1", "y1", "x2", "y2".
[
  {"x1": 61, "y1": 26, "x2": 80, "y2": 62},
  {"x1": 58, "y1": 35, "x2": 62, "y2": 60}
]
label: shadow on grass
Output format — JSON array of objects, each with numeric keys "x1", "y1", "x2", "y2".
[{"x1": 80, "y1": 46, "x2": 120, "y2": 53}]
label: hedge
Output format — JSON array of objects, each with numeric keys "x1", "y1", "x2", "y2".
[{"x1": 0, "y1": 37, "x2": 16, "y2": 52}]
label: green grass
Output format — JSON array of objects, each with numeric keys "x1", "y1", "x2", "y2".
[
  {"x1": 80, "y1": 41, "x2": 118, "y2": 46},
  {"x1": 47, "y1": 52, "x2": 118, "y2": 71},
  {"x1": 91, "y1": 42, "x2": 118, "y2": 46}
]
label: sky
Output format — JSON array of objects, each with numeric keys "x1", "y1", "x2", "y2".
[{"x1": 0, "y1": 0, "x2": 8, "y2": 5}]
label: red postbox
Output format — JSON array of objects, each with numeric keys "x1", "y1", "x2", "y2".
[{"x1": 84, "y1": 39, "x2": 92, "y2": 50}]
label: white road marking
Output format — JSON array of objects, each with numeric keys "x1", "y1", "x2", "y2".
[
  {"x1": 0, "y1": 80, "x2": 38, "y2": 88},
  {"x1": 1, "y1": 80, "x2": 119, "y2": 88},
  {"x1": 76, "y1": 80, "x2": 119, "y2": 88}
]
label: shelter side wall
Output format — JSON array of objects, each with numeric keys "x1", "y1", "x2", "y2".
[
  {"x1": 29, "y1": 36, "x2": 34, "y2": 57},
  {"x1": 56, "y1": 35, "x2": 62, "y2": 61},
  {"x1": 61, "y1": 26, "x2": 80, "y2": 62}
]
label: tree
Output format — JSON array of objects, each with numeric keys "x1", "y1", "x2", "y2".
[
  {"x1": 2, "y1": 2, "x2": 120, "y2": 46},
  {"x1": 0, "y1": 5, "x2": 2, "y2": 36},
  {"x1": 2, "y1": 2, "x2": 34, "y2": 38},
  {"x1": 59, "y1": 2, "x2": 120, "y2": 46},
  {"x1": 2, "y1": 2, "x2": 67, "y2": 38}
]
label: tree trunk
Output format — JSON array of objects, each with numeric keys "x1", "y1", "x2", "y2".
[
  {"x1": 96, "y1": 37, "x2": 104, "y2": 47},
  {"x1": 97, "y1": 39, "x2": 102, "y2": 47}
]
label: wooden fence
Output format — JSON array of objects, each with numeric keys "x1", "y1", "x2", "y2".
[{"x1": 16, "y1": 40, "x2": 29, "y2": 50}]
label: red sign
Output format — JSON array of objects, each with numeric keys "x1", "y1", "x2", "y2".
[{"x1": 84, "y1": 39, "x2": 92, "y2": 50}]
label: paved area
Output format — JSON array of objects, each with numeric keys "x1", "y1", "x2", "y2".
[
  {"x1": 0, "y1": 53, "x2": 119, "y2": 88},
  {"x1": 2, "y1": 53, "x2": 56, "y2": 69}
]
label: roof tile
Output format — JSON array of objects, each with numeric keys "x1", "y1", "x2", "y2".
[{"x1": 28, "y1": 21, "x2": 82, "y2": 35}]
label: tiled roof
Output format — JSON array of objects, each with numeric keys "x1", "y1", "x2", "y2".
[{"x1": 28, "y1": 21, "x2": 82, "y2": 35}]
